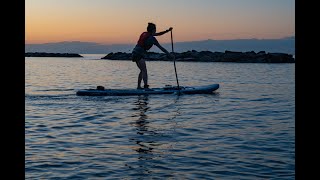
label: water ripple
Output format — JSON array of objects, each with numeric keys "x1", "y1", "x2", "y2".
[{"x1": 26, "y1": 59, "x2": 294, "y2": 179}]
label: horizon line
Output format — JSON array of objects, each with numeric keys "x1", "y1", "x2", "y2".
[{"x1": 26, "y1": 36, "x2": 295, "y2": 45}]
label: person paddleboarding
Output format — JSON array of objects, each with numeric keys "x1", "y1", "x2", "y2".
[{"x1": 132, "y1": 22, "x2": 174, "y2": 90}]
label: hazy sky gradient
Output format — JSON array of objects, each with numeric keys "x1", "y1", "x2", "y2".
[{"x1": 26, "y1": 0, "x2": 295, "y2": 44}]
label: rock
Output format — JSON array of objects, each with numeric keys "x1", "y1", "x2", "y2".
[
  {"x1": 104, "y1": 52, "x2": 114, "y2": 59},
  {"x1": 199, "y1": 55, "x2": 212, "y2": 62},
  {"x1": 100, "y1": 50, "x2": 295, "y2": 63},
  {"x1": 257, "y1": 51, "x2": 266, "y2": 55}
]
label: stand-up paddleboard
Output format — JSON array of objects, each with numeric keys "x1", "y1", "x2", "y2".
[{"x1": 76, "y1": 84, "x2": 219, "y2": 96}]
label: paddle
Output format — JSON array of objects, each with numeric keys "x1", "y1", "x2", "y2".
[{"x1": 170, "y1": 29, "x2": 181, "y2": 95}]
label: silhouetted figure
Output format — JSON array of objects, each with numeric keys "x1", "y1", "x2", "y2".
[{"x1": 132, "y1": 23, "x2": 174, "y2": 90}]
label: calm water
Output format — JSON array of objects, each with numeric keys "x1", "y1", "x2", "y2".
[{"x1": 25, "y1": 54, "x2": 295, "y2": 179}]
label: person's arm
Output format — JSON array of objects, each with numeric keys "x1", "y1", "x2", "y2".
[
  {"x1": 154, "y1": 27, "x2": 173, "y2": 36},
  {"x1": 154, "y1": 40, "x2": 174, "y2": 59},
  {"x1": 154, "y1": 40, "x2": 169, "y2": 54}
]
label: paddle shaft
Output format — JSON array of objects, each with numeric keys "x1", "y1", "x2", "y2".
[{"x1": 170, "y1": 30, "x2": 180, "y2": 92}]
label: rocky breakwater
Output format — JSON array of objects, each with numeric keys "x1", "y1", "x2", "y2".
[
  {"x1": 25, "y1": 52, "x2": 83, "y2": 57},
  {"x1": 102, "y1": 50, "x2": 294, "y2": 63}
]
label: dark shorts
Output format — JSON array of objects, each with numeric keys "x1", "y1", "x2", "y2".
[
  {"x1": 132, "y1": 52, "x2": 144, "y2": 62},
  {"x1": 132, "y1": 46, "x2": 147, "y2": 62}
]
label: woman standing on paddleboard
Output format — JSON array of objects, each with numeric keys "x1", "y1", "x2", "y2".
[{"x1": 132, "y1": 23, "x2": 173, "y2": 89}]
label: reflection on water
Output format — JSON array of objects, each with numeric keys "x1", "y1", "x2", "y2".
[
  {"x1": 26, "y1": 59, "x2": 295, "y2": 179},
  {"x1": 133, "y1": 95, "x2": 150, "y2": 135},
  {"x1": 132, "y1": 95, "x2": 153, "y2": 151},
  {"x1": 128, "y1": 95, "x2": 181, "y2": 178},
  {"x1": 129, "y1": 95, "x2": 155, "y2": 177},
  {"x1": 132, "y1": 95, "x2": 157, "y2": 177}
]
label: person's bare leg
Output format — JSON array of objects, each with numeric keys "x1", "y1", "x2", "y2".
[
  {"x1": 136, "y1": 61, "x2": 142, "y2": 88},
  {"x1": 138, "y1": 72, "x2": 142, "y2": 88},
  {"x1": 136, "y1": 59, "x2": 148, "y2": 88}
]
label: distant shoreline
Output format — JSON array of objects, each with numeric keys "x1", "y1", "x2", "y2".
[
  {"x1": 25, "y1": 37, "x2": 295, "y2": 55},
  {"x1": 25, "y1": 52, "x2": 83, "y2": 57}
]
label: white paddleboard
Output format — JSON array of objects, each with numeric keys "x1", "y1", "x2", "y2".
[{"x1": 76, "y1": 84, "x2": 219, "y2": 96}]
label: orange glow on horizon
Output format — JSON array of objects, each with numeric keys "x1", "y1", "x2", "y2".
[{"x1": 25, "y1": 0, "x2": 294, "y2": 44}]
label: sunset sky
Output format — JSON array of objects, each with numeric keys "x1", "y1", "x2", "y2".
[{"x1": 25, "y1": 0, "x2": 295, "y2": 44}]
